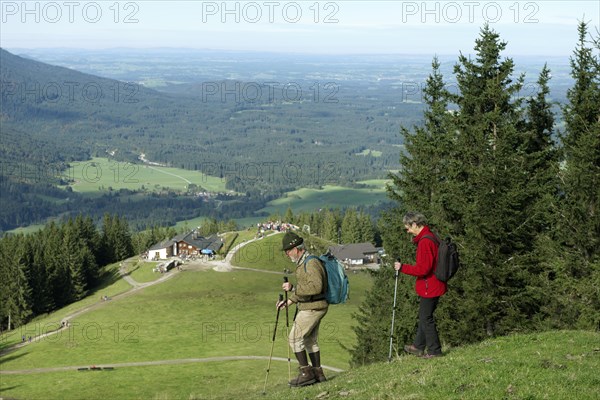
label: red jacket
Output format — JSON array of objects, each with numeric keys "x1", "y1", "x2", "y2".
[{"x1": 400, "y1": 226, "x2": 447, "y2": 298}]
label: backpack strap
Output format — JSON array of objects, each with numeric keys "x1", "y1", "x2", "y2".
[
  {"x1": 419, "y1": 234, "x2": 440, "y2": 247},
  {"x1": 301, "y1": 255, "x2": 326, "y2": 302},
  {"x1": 303, "y1": 255, "x2": 319, "y2": 272}
]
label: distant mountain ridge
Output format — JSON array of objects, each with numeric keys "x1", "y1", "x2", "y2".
[
  {"x1": 0, "y1": 47, "x2": 406, "y2": 181},
  {"x1": 0, "y1": 48, "x2": 408, "y2": 231}
]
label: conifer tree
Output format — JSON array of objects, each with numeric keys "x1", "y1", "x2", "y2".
[
  {"x1": 441, "y1": 24, "x2": 560, "y2": 339},
  {"x1": 322, "y1": 209, "x2": 340, "y2": 242},
  {"x1": 558, "y1": 21, "x2": 600, "y2": 263},
  {"x1": 0, "y1": 235, "x2": 31, "y2": 330},
  {"x1": 358, "y1": 211, "x2": 375, "y2": 243},
  {"x1": 351, "y1": 25, "x2": 562, "y2": 364},
  {"x1": 341, "y1": 208, "x2": 361, "y2": 243},
  {"x1": 101, "y1": 214, "x2": 134, "y2": 263},
  {"x1": 70, "y1": 215, "x2": 101, "y2": 288},
  {"x1": 25, "y1": 233, "x2": 52, "y2": 315},
  {"x1": 523, "y1": 64, "x2": 558, "y2": 226},
  {"x1": 545, "y1": 21, "x2": 600, "y2": 329},
  {"x1": 44, "y1": 221, "x2": 65, "y2": 308},
  {"x1": 113, "y1": 216, "x2": 134, "y2": 261},
  {"x1": 284, "y1": 206, "x2": 294, "y2": 223},
  {"x1": 351, "y1": 56, "x2": 454, "y2": 364},
  {"x1": 388, "y1": 55, "x2": 454, "y2": 225},
  {"x1": 62, "y1": 220, "x2": 86, "y2": 301}
]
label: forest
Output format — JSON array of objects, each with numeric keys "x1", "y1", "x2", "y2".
[
  {"x1": 0, "y1": 47, "x2": 422, "y2": 231},
  {"x1": 351, "y1": 23, "x2": 599, "y2": 364}
]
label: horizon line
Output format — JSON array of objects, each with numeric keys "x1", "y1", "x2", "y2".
[{"x1": 2, "y1": 46, "x2": 575, "y2": 58}]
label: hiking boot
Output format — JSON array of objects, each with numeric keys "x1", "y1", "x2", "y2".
[
  {"x1": 421, "y1": 353, "x2": 443, "y2": 359},
  {"x1": 404, "y1": 344, "x2": 424, "y2": 356},
  {"x1": 313, "y1": 366, "x2": 327, "y2": 383},
  {"x1": 289, "y1": 365, "x2": 316, "y2": 387}
]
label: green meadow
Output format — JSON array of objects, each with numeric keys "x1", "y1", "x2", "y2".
[
  {"x1": 2, "y1": 232, "x2": 599, "y2": 399},
  {"x1": 258, "y1": 184, "x2": 388, "y2": 216},
  {"x1": 63, "y1": 157, "x2": 228, "y2": 194},
  {"x1": 0, "y1": 232, "x2": 373, "y2": 399},
  {"x1": 253, "y1": 329, "x2": 600, "y2": 400},
  {"x1": 230, "y1": 233, "x2": 295, "y2": 272}
]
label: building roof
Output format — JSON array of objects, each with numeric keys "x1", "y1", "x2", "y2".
[
  {"x1": 175, "y1": 231, "x2": 223, "y2": 252},
  {"x1": 328, "y1": 242, "x2": 378, "y2": 261},
  {"x1": 149, "y1": 231, "x2": 223, "y2": 253},
  {"x1": 148, "y1": 239, "x2": 175, "y2": 251}
]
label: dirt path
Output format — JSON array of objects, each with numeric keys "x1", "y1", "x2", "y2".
[
  {"x1": 0, "y1": 265, "x2": 178, "y2": 357},
  {"x1": 0, "y1": 356, "x2": 344, "y2": 375},
  {"x1": 1, "y1": 232, "x2": 295, "y2": 372}
]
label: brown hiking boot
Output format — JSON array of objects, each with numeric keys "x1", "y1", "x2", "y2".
[
  {"x1": 313, "y1": 366, "x2": 327, "y2": 383},
  {"x1": 289, "y1": 365, "x2": 317, "y2": 387},
  {"x1": 404, "y1": 344, "x2": 424, "y2": 356}
]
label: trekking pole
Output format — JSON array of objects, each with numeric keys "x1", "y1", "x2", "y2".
[
  {"x1": 388, "y1": 265, "x2": 400, "y2": 362},
  {"x1": 262, "y1": 294, "x2": 283, "y2": 395},
  {"x1": 283, "y1": 276, "x2": 291, "y2": 382}
]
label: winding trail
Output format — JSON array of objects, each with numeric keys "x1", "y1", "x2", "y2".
[
  {"x1": 1, "y1": 356, "x2": 343, "y2": 375},
  {"x1": 0, "y1": 267, "x2": 178, "y2": 357},
  {"x1": 0, "y1": 231, "x2": 343, "y2": 376}
]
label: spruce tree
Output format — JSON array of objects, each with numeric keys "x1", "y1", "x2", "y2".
[
  {"x1": 322, "y1": 209, "x2": 340, "y2": 242},
  {"x1": 558, "y1": 21, "x2": 600, "y2": 263},
  {"x1": 388, "y1": 55, "x2": 454, "y2": 225},
  {"x1": 341, "y1": 208, "x2": 361, "y2": 243},
  {"x1": 25, "y1": 234, "x2": 52, "y2": 315},
  {"x1": 62, "y1": 220, "x2": 86, "y2": 301},
  {"x1": 546, "y1": 21, "x2": 600, "y2": 330},
  {"x1": 0, "y1": 235, "x2": 32, "y2": 330},
  {"x1": 351, "y1": 56, "x2": 454, "y2": 364},
  {"x1": 444, "y1": 24, "x2": 549, "y2": 338},
  {"x1": 358, "y1": 211, "x2": 375, "y2": 243},
  {"x1": 284, "y1": 206, "x2": 294, "y2": 223},
  {"x1": 351, "y1": 25, "x2": 563, "y2": 364}
]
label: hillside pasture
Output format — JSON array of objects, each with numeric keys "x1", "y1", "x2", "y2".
[
  {"x1": 258, "y1": 184, "x2": 388, "y2": 215},
  {"x1": 0, "y1": 256, "x2": 374, "y2": 400},
  {"x1": 62, "y1": 157, "x2": 228, "y2": 194}
]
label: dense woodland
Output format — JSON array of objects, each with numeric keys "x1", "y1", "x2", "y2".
[
  {"x1": 351, "y1": 23, "x2": 600, "y2": 365},
  {"x1": 0, "y1": 47, "x2": 419, "y2": 231},
  {"x1": 0, "y1": 214, "x2": 133, "y2": 328}
]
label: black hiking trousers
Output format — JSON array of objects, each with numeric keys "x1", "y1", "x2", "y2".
[{"x1": 413, "y1": 296, "x2": 442, "y2": 355}]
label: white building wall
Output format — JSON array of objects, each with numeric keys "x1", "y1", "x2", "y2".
[{"x1": 150, "y1": 248, "x2": 169, "y2": 260}]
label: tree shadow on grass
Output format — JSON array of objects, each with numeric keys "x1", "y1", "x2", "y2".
[
  {"x1": 0, "y1": 350, "x2": 28, "y2": 365},
  {"x1": 86, "y1": 265, "x2": 123, "y2": 297}
]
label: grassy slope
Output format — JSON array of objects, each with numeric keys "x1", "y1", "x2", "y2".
[
  {"x1": 1, "y1": 234, "x2": 599, "y2": 400},
  {"x1": 258, "y1": 185, "x2": 388, "y2": 216},
  {"x1": 63, "y1": 157, "x2": 228, "y2": 194},
  {"x1": 247, "y1": 330, "x2": 600, "y2": 400},
  {"x1": 230, "y1": 232, "x2": 296, "y2": 272},
  {"x1": 0, "y1": 238, "x2": 373, "y2": 399}
]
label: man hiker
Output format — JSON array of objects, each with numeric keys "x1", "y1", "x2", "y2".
[
  {"x1": 277, "y1": 231, "x2": 328, "y2": 387},
  {"x1": 394, "y1": 211, "x2": 446, "y2": 358}
]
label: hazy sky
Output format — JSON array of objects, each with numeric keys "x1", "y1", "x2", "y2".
[{"x1": 1, "y1": 1, "x2": 599, "y2": 55}]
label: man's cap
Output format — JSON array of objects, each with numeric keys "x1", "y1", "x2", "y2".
[{"x1": 282, "y1": 231, "x2": 303, "y2": 251}]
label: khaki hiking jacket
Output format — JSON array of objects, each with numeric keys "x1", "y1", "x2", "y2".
[{"x1": 290, "y1": 251, "x2": 328, "y2": 311}]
